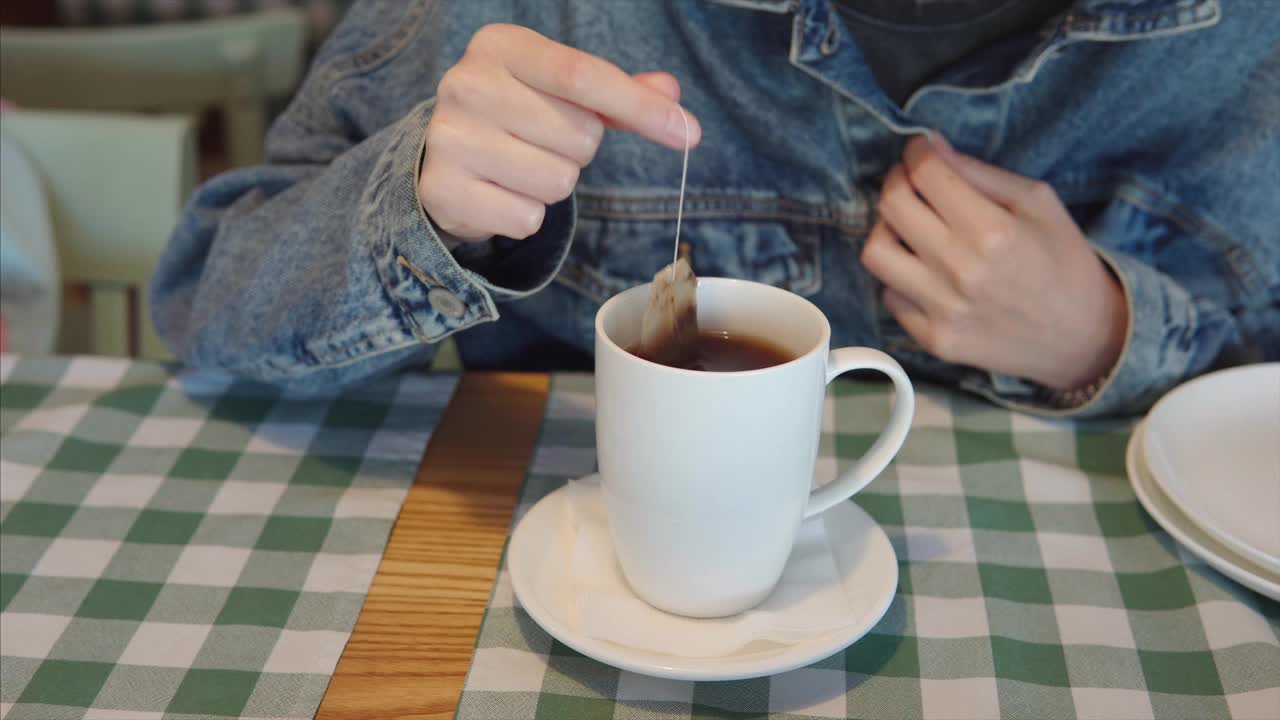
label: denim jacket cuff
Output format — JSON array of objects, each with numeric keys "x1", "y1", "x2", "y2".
[
  {"x1": 966, "y1": 248, "x2": 1221, "y2": 418},
  {"x1": 365, "y1": 99, "x2": 576, "y2": 344}
]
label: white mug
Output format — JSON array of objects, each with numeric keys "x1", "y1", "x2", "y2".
[{"x1": 595, "y1": 277, "x2": 914, "y2": 618}]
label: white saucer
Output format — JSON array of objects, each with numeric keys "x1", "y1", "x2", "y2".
[
  {"x1": 1142, "y1": 363, "x2": 1280, "y2": 574},
  {"x1": 1127, "y1": 421, "x2": 1280, "y2": 601},
  {"x1": 507, "y1": 483, "x2": 898, "y2": 681}
]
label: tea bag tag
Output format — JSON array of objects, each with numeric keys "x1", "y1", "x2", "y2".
[{"x1": 670, "y1": 108, "x2": 691, "y2": 279}]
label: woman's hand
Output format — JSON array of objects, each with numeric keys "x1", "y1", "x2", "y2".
[
  {"x1": 860, "y1": 134, "x2": 1128, "y2": 391},
  {"x1": 419, "y1": 24, "x2": 701, "y2": 242}
]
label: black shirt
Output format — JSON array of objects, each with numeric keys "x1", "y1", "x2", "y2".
[{"x1": 833, "y1": 0, "x2": 1075, "y2": 105}]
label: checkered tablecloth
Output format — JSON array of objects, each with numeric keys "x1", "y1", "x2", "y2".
[
  {"x1": 0, "y1": 354, "x2": 455, "y2": 720},
  {"x1": 456, "y1": 374, "x2": 1280, "y2": 720}
]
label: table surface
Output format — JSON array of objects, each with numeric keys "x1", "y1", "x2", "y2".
[
  {"x1": 315, "y1": 373, "x2": 551, "y2": 720},
  {"x1": 5, "y1": 365, "x2": 1273, "y2": 718},
  {"x1": 312, "y1": 372, "x2": 1280, "y2": 720}
]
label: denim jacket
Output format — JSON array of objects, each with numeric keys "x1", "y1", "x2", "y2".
[{"x1": 151, "y1": 0, "x2": 1280, "y2": 417}]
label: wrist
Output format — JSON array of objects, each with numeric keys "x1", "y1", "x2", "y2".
[{"x1": 1037, "y1": 260, "x2": 1129, "y2": 393}]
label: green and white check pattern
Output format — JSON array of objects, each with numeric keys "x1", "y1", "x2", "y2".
[
  {"x1": 0, "y1": 355, "x2": 455, "y2": 720},
  {"x1": 456, "y1": 374, "x2": 1280, "y2": 720}
]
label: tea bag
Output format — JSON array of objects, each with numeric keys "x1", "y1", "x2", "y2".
[
  {"x1": 636, "y1": 107, "x2": 699, "y2": 367},
  {"x1": 638, "y1": 256, "x2": 699, "y2": 367}
]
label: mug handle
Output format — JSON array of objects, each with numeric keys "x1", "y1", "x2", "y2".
[{"x1": 804, "y1": 347, "x2": 915, "y2": 519}]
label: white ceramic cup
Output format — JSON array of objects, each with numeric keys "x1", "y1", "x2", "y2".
[{"x1": 595, "y1": 277, "x2": 915, "y2": 618}]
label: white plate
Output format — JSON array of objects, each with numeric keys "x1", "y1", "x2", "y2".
[
  {"x1": 508, "y1": 483, "x2": 898, "y2": 681},
  {"x1": 1143, "y1": 363, "x2": 1280, "y2": 575},
  {"x1": 1128, "y1": 421, "x2": 1280, "y2": 601}
]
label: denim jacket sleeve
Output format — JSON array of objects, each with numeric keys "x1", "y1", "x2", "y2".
[
  {"x1": 149, "y1": 2, "x2": 574, "y2": 392},
  {"x1": 974, "y1": 239, "x2": 1255, "y2": 419},
  {"x1": 971, "y1": 118, "x2": 1280, "y2": 418}
]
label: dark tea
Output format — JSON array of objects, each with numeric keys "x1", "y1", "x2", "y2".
[{"x1": 631, "y1": 330, "x2": 793, "y2": 372}]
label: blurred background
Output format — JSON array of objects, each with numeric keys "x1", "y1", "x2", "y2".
[{"x1": 0, "y1": 0, "x2": 353, "y2": 360}]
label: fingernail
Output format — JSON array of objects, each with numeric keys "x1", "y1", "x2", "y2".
[
  {"x1": 927, "y1": 130, "x2": 951, "y2": 153},
  {"x1": 667, "y1": 105, "x2": 697, "y2": 148}
]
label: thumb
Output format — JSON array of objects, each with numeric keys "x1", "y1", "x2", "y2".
[{"x1": 928, "y1": 133, "x2": 1043, "y2": 212}]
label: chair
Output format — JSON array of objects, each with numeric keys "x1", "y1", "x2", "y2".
[
  {"x1": 0, "y1": 9, "x2": 306, "y2": 168},
  {"x1": 0, "y1": 110, "x2": 197, "y2": 359}
]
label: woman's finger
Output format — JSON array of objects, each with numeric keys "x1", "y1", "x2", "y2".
[
  {"x1": 859, "y1": 222, "x2": 960, "y2": 316},
  {"x1": 877, "y1": 163, "x2": 952, "y2": 267},
  {"x1": 930, "y1": 133, "x2": 1053, "y2": 215},
  {"x1": 882, "y1": 287, "x2": 931, "y2": 341},
  {"x1": 421, "y1": 172, "x2": 546, "y2": 240},
  {"x1": 440, "y1": 65, "x2": 605, "y2": 166},
  {"x1": 485, "y1": 24, "x2": 700, "y2": 149},
  {"x1": 902, "y1": 134, "x2": 1004, "y2": 233},
  {"x1": 429, "y1": 120, "x2": 581, "y2": 205}
]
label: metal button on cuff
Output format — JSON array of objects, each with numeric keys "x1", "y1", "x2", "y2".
[{"x1": 428, "y1": 288, "x2": 467, "y2": 319}]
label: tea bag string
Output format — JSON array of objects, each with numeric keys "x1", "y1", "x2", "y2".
[{"x1": 671, "y1": 106, "x2": 690, "y2": 281}]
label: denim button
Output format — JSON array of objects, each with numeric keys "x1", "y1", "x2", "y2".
[{"x1": 428, "y1": 288, "x2": 466, "y2": 319}]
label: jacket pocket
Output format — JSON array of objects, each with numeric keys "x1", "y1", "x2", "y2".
[{"x1": 555, "y1": 190, "x2": 826, "y2": 305}]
